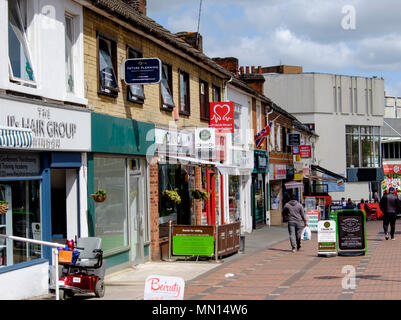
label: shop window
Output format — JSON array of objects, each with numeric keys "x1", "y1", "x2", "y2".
[
  {"x1": 0, "y1": 180, "x2": 41, "y2": 267},
  {"x1": 65, "y1": 14, "x2": 76, "y2": 93},
  {"x1": 8, "y1": 0, "x2": 36, "y2": 86},
  {"x1": 179, "y1": 70, "x2": 190, "y2": 115},
  {"x1": 233, "y1": 103, "x2": 242, "y2": 145},
  {"x1": 161, "y1": 62, "x2": 175, "y2": 110},
  {"x1": 93, "y1": 157, "x2": 128, "y2": 253},
  {"x1": 228, "y1": 176, "x2": 240, "y2": 223},
  {"x1": 346, "y1": 125, "x2": 380, "y2": 168},
  {"x1": 200, "y1": 79, "x2": 209, "y2": 121},
  {"x1": 212, "y1": 85, "x2": 221, "y2": 102},
  {"x1": 98, "y1": 34, "x2": 119, "y2": 96},
  {"x1": 127, "y1": 46, "x2": 145, "y2": 104}
]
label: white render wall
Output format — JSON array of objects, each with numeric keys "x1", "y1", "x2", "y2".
[{"x1": 0, "y1": 261, "x2": 49, "y2": 300}]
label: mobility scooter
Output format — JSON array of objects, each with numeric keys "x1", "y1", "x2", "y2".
[{"x1": 57, "y1": 237, "x2": 106, "y2": 300}]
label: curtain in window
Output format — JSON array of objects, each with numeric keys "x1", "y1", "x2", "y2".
[{"x1": 8, "y1": 0, "x2": 35, "y2": 82}]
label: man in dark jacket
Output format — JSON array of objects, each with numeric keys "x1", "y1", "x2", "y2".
[
  {"x1": 379, "y1": 187, "x2": 400, "y2": 240},
  {"x1": 283, "y1": 195, "x2": 308, "y2": 252}
]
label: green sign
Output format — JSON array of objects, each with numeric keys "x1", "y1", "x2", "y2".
[{"x1": 172, "y1": 225, "x2": 214, "y2": 256}]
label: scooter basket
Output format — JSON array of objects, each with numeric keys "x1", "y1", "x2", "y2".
[{"x1": 58, "y1": 246, "x2": 80, "y2": 265}]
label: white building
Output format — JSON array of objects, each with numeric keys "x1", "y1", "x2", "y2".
[
  {"x1": 263, "y1": 67, "x2": 384, "y2": 202},
  {"x1": 0, "y1": 0, "x2": 89, "y2": 299}
]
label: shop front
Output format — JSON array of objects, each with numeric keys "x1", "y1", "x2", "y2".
[
  {"x1": 269, "y1": 163, "x2": 287, "y2": 226},
  {"x1": 88, "y1": 113, "x2": 154, "y2": 272},
  {"x1": 252, "y1": 150, "x2": 269, "y2": 229},
  {"x1": 0, "y1": 97, "x2": 91, "y2": 299}
]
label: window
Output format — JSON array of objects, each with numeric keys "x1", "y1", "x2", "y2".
[
  {"x1": 277, "y1": 124, "x2": 281, "y2": 152},
  {"x1": 232, "y1": 103, "x2": 242, "y2": 145},
  {"x1": 179, "y1": 70, "x2": 190, "y2": 115},
  {"x1": 127, "y1": 47, "x2": 145, "y2": 104},
  {"x1": 161, "y1": 62, "x2": 174, "y2": 110},
  {"x1": 65, "y1": 14, "x2": 75, "y2": 93},
  {"x1": 212, "y1": 85, "x2": 221, "y2": 102},
  {"x1": 346, "y1": 125, "x2": 380, "y2": 168},
  {"x1": 8, "y1": 0, "x2": 36, "y2": 85},
  {"x1": 200, "y1": 79, "x2": 209, "y2": 121},
  {"x1": 98, "y1": 34, "x2": 118, "y2": 96},
  {"x1": 270, "y1": 123, "x2": 275, "y2": 151},
  {"x1": 256, "y1": 103, "x2": 262, "y2": 132}
]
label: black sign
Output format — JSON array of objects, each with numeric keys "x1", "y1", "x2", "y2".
[
  {"x1": 287, "y1": 133, "x2": 301, "y2": 146},
  {"x1": 123, "y1": 58, "x2": 161, "y2": 85},
  {"x1": 337, "y1": 210, "x2": 366, "y2": 256}
]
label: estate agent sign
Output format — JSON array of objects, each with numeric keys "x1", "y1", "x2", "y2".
[{"x1": 122, "y1": 58, "x2": 162, "y2": 85}]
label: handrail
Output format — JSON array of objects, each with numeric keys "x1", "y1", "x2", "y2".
[{"x1": 0, "y1": 234, "x2": 65, "y2": 300}]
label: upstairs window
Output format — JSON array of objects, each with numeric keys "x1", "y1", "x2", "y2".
[
  {"x1": 199, "y1": 79, "x2": 209, "y2": 121},
  {"x1": 65, "y1": 14, "x2": 75, "y2": 93},
  {"x1": 98, "y1": 34, "x2": 118, "y2": 96},
  {"x1": 179, "y1": 70, "x2": 190, "y2": 115},
  {"x1": 161, "y1": 62, "x2": 174, "y2": 110},
  {"x1": 127, "y1": 46, "x2": 145, "y2": 104},
  {"x1": 212, "y1": 85, "x2": 221, "y2": 102},
  {"x1": 8, "y1": 0, "x2": 36, "y2": 85}
]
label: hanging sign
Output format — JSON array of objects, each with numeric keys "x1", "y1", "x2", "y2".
[
  {"x1": 336, "y1": 209, "x2": 367, "y2": 256},
  {"x1": 317, "y1": 220, "x2": 337, "y2": 256},
  {"x1": 209, "y1": 102, "x2": 234, "y2": 133},
  {"x1": 122, "y1": 58, "x2": 162, "y2": 85}
]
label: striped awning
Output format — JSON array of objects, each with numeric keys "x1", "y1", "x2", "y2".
[{"x1": 0, "y1": 126, "x2": 33, "y2": 148}]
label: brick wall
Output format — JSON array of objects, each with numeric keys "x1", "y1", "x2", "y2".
[{"x1": 149, "y1": 161, "x2": 160, "y2": 261}]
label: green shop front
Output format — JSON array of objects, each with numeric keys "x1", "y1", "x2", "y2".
[
  {"x1": 88, "y1": 113, "x2": 155, "y2": 273},
  {"x1": 252, "y1": 149, "x2": 269, "y2": 229}
]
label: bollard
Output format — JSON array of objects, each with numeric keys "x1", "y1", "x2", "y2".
[{"x1": 240, "y1": 235, "x2": 245, "y2": 253}]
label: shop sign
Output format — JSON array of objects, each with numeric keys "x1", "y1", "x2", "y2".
[
  {"x1": 284, "y1": 181, "x2": 303, "y2": 189},
  {"x1": 195, "y1": 128, "x2": 215, "y2": 149},
  {"x1": 299, "y1": 145, "x2": 312, "y2": 159},
  {"x1": 0, "y1": 152, "x2": 40, "y2": 177},
  {"x1": 172, "y1": 225, "x2": 214, "y2": 256},
  {"x1": 155, "y1": 128, "x2": 193, "y2": 156},
  {"x1": 287, "y1": 133, "x2": 301, "y2": 146},
  {"x1": 273, "y1": 164, "x2": 286, "y2": 180},
  {"x1": 215, "y1": 133, "x2": 226, "y2": 161},
  {"x1": 144, "y1": 275, "x2": 185, "y2": 300},
  {"x1": 293, "y1": 146, "x2": 299, "y2": 155},
  {"x1": 209, "y1": 102, "x2": 234, "y2": 133},
  {"x1": 336, "y1": 210, "x2": 367, "y2": 256},
  {"x1": 317, "y1": 220, "x2": 337, "y2": 256},
  {"x1": 3, "y1": 99, "x2": 90, "y2": 151},
  {"x1": 122, "y1": 58, "x2": 162, "y2": 85},
  {"x1": 383, "y1": 164, "x2": 401, "y2": 175}
]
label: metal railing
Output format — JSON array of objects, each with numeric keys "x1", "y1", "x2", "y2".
[{"x1": 0, "y1": 234, "x2": 65, "y2": 300}]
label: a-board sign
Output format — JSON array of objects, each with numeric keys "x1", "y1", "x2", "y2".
[
  {"x1": 172, "y1": 225, "x2": 214, "y2": 256},
  {"x1": 336, "y1": 209, "x2": 367, "y2": 256},
  {"x1": 144, "y1": 275, "x2": 185, "y2": 300},
  {"x1": 217, "y1": 222, "x2": 241, "y2": 257},
  {"x1": 317, "y1": 220, "x2": 337, "y2": 257},
  {"x1": 306, "y1": 210, "x2": 320, "y2": 232},
  {"x1": 122, "y1": 58, "x2": 162, "y2": 85}
]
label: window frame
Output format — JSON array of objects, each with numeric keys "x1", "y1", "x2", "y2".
[
  {"x1": 8, "y1": 0, "x2": 37, "y2": 87},
  {"x1": 199, "y1": 79, "x2": 209, "y2": 122},
  {"x1": 126, "y1": 46, "x2": 145, "y2": 104},
  {"x1": 178, "y1": 69, "x2": 190, "y2": 116},
  {"x1": 97, "y1": 32, "x2": 119, "y2": 97},
  {"x1": 160, "y1": 62, "x2": 175, "y2": 111},
  {"x1": 65, "y1": 13, "x2": 76, "y2": 94},
  {"x1": 212, "y1": 85, "x2": 221, "y2": 102}
]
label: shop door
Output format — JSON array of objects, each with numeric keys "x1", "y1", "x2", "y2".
[
  {"x1": 0, "y1": 185, "x2": 13, "y2": 266},
  {"x1": 252, "y1": 173, "x2": 265, "y2": 228},
  {"x1": 205, "y1": 169, "x2": 216, "y2": 226},
  {"x1": 129, "y1": 160, "x2": 145, "y2": 265}
]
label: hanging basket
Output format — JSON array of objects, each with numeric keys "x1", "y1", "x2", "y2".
[
  {"x1": 0, "y1": 203, "x2": 9, "y2": 215},
  {"x1": 91, "y1": 193, "x2": 107, "y2": 203}
]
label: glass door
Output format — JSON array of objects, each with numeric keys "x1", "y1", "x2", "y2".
[{"x1": 0, "y1": 185, "x2": 12, "y2": 267}]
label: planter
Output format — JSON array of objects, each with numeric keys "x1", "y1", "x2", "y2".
[
  {"x1": 0, "y1": 203, "x2": 9, "y2": 215},
  {"x1": 91, "y1": 194, "x2": 107, "y2": 203}
]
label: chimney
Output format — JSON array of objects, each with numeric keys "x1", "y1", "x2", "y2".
[
  {"x1": 175, "y1": 32, "x2": 203, "y2": 52},
  {"x1": 122, "y1": 0, "x2": 147, "y2": 15},
  {"x1": 212, "y1": 57, "x2": 239, "y2": 76}
]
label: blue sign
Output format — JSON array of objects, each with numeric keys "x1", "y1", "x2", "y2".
[{"x1": 123, "y1": 58, "x2": 161, "y2": 85}]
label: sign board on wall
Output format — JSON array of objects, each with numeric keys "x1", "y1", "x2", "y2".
[
  {"x1": 383, "y1": 164, "x2": 401, "y2": 175},
  {"x1": 209, "y1": 102, "x2": 234, "y2": 133},
  {"x1": 299, "y1": 145, "x2": 312, "y2": 159},
  {"x1": 2, "y1": 99, "x2": 91, "y2": 151},
  {"x1": 0, "y1": 153, "x2": 40, "y2": 177},
  {"x1": 287, "y1": 133, "x2": 301, "y2": 146},
  {"x1": 144, "y1": 275, "x2": 185, "y2": 300},
  {"x1": 122, "y1": 58, "x2": 162, "y2": 85}
]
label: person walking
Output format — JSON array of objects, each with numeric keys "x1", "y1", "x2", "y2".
[
  {"x1": 282, "y1": 194, "x2": 308, "y2": 252},
  {"x1": 345, "y1": 198, "x2": 355, "y2": 209},
  {"x1": 379, "y1": 187, "x2": 400, "y2": 240}
]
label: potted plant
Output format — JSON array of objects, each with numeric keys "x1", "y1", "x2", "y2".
[
  {"x1": 91, "y1": 189, "x2": 107, "y2": 203},
  {"x1": 0, "y1": 200, "x2": 9, "y2": 215},
  {"x1": 191, "y1": 189, "x2": 209, "y2": 201},
  {"x1": 162, "y1": 188, "x2": 181, "y2": 205}
]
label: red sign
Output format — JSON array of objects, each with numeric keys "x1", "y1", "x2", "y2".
[
  {"x1": 210, "y1": 102, "x2": 234, "y2": 133},
  {"x1": 215, "y1": 133, "x2": 226, "y2": 161},
  {"x1": 383, "y1": 164, "x2": 401, "y2": 175},
  {"x1": 299, "y1": 145, "x2": 312, "y2": 159}
]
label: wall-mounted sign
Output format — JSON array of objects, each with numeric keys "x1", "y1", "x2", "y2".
[
  {"x1": 287, "y1": 133, "x2": 301, "y2": 146},
  {"x1": 122, "y1": 58, "x2": 162, "y2": 85},
  {"x1": 318, "y1": 220, "x2": 337, "y2": 257},
  {"x1": 336, "y1": 210, "x2": 366, "y2": 256},
  {"x1": 299, "y1": 145, "x2": 312, "y2": 159},
  {"x1": 383, "y1": 164, "x2": 401, "y2": 175},
  {"x1": 195, "y1": 128, "x2": 215, "y2": 149},
  {"x1": 0, "y1": 153, "x2": 40, "y2": 177},
  {"x1": 2, "y1": 99, "x2": 91, "y2": 151},
  {"x1": 273, "y1": 164, "x2": 286, "y2": 180},
  {"x1": 144, "y1": 275, "x2": 185, "y2": 300},
  {"x1": 209, "y1": 102, "x2": 234, "y2": 133}
]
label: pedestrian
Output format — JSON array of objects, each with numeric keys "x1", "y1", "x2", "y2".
[
  {"x1": 341, "y1": 197, "x2": 346, "y2": 208},
  {"x1": 379, "y1": 187, "x2": 400, "y2": 240},
  {"x1": 357, "y1": 199, "x2": 364, "y2": 209},
  {"x1": 374, "y1": 191, "x2": 379, "y2": 203},
  {"x1": 282, "y1": 194, "x2": 308, "y2": 252},
  {"x1": 345, "y1": 198, "x2": 355, "y2": 209}
]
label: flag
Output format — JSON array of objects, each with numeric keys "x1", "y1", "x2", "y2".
[{"x1": 255, "y1": 115, "x2": 280, "y2": 148}]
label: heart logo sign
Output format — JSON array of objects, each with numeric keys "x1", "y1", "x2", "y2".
[{"x1": 210, "y1": 102, "x2": 234, "y2": 133}]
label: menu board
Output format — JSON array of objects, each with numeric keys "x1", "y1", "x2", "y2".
[{"x1": 337, "y1": 210, "x2": 366, "y2": 255}]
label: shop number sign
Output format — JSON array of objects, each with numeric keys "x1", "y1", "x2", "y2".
[{"x1": 210, "y1": 102, "x2": 234, "y2": 133}]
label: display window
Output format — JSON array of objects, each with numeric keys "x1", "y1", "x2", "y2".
[{"x1": 228, "y1": 176, "x2": 240, "y2": 223}]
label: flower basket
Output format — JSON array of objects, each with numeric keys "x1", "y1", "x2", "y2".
[
  {"x1": 0, "y1": 201, "x2": 9, "y2": 215},
  {"x1": 91, "y1": 189, "x2": 107, "y2": 203},
  {"x1": 162, "y1": 188, "x2": 181, "y2": 205},
  {"x1": 191, "y1": 190, "x2": 209, "y2": 201}
]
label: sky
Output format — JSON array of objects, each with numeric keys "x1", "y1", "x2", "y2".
[{"x1": 147, "y1": 0, "x2": 401, "y2": 97}]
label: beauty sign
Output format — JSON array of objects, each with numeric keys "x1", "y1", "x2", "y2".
[
  {"x1": 210, "y1": 102, "x2": 234, "y2": 133},
  {"x1": 144, "y1": 275, "x2": 185, "y2": 300}
]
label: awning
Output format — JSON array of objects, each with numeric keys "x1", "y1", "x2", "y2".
[
  {"x1": 0, "y1": 126, "x2": 32, "y2": 148},
  {"x1": 216, "y1": 165, "x2": 240, "y2": 176},
  {"x1": 310, "y1": 164, "x2": 347, "y2": 182}
]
